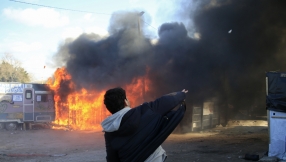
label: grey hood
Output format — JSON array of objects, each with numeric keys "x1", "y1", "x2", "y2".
[{"x1": 101, "y1": 107, "x2": 131, "y2": 132}]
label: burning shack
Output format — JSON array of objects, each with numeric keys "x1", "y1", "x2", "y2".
[{"x1": 47, "y1": 67, "x2": 151, "y2": 130}]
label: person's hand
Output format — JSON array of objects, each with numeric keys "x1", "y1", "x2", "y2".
[{"x1": 182, "y1": 89, "x2": 188, "y2": 93}]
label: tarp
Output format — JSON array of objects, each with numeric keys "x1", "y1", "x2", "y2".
[{"x1": 266, "y1": 72, "x2": 286, "y2": 112}]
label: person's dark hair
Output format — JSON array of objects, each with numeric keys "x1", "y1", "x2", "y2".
[{"x1": 104, "y1": 87, "x2": 126, "y2": 114}]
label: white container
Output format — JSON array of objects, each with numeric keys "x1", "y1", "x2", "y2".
[{"x1": 268, "y1": 110, "x2": 286, "y2": 159}]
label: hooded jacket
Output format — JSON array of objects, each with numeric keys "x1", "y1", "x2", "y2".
[{"x1": 101, "y1": 91, "x2": 186, "y2": 162}]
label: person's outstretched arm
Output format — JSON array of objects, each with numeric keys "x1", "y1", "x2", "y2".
[{"x1": 147, "y1": 89, "x2": 188, "y2": 115}]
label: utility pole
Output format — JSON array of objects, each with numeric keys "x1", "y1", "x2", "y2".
[
  {"x1": 42, "y1": 65, "x2": 46, "y2": 84},
  {"x1": 138, "y1": 11, "x2": 146, "y2": 102},
  {"x1": 138, "y1": 11, "x2": 145, "y2": 35}
]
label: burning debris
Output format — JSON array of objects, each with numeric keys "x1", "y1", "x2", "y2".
[{"x1": 48, "y1": 0, "x2": 286, "y2": 131}]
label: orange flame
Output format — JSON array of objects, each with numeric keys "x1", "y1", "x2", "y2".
[{"x1": 47, "y1": 67, "x2": 150, "y2": 131}]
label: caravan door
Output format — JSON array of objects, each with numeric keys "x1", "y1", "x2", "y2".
[{"x1": 23, "y1": 86, "x2": 34, "y2": 121}]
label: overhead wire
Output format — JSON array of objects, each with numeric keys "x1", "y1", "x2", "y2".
[
  {"x1": 142, "y1": 20, "x2": 157, "y2": 30},
  {"x1": 9, "y1": 0, "x2": 110, "y2": 15}
]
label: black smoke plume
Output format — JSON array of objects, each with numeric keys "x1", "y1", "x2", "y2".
[{"x1": 53, "y1": 0, "x2": 286, "y2": 122}]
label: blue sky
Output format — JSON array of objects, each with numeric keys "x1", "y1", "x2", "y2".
[{"x1": 0, "y1": 0, "x2": 189, "y2": 81}]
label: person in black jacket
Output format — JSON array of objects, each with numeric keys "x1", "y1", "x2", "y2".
[{"x1": 101, "y1": 87, "x2": 188, "y2": 162}]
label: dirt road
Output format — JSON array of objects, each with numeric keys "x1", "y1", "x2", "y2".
[{"x1": 0, "y1": 120, "x2": 269, "y2": 162}]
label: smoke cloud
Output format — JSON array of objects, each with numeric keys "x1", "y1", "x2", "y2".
[{"x1": 53, "y1": 0, "x2": 286, "y2": 120}]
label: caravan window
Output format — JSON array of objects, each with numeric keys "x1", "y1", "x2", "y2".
[
  {"x1": 26, "y1": 90, "x2": 32, "y2": 99},
  {"x1": 36, "y1": 94, "x2": 48, "y2": 102},
  {"x1": 13, "y1": 95, "x2": 22, "y2": 101}
]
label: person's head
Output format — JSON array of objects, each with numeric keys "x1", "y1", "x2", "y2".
[{"x1": 104, "y1": 87, "x2": 130, "y2": 114}]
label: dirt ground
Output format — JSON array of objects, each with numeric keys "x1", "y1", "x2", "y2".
[{"x1": 0, "y1": 120, "x2": 269, "y2": 162}]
